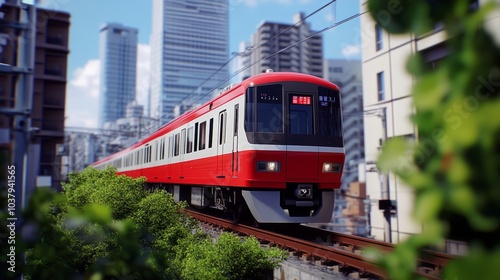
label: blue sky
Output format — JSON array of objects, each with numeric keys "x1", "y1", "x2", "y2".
[{"x1": 39, "y1": 0, "x2": 361, "y2": 128}]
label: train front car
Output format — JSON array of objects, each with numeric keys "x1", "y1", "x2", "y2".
[{"x1": 239, "y1": 72, "x2": 345, "y2": 223}]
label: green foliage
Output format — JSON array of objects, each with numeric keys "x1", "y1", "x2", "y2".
[
  {"x1": 368, "y1": 0, "x2": 500, "y2": 278},
  {"x1": 178, "y1": 232, "x2": 286, "y2": 280},
  {"x1": 63, "y1": 167, "x2": 146, "y2": 220},
  {"x1": 4, "y1": 167, "x2": 287, "y2": 279},
  {"x1": 89, "y1": 175, "x2": 146, "y2": 220},
  {"x1": 134, "y1": 190, "x2": 194, "y2": 236}
]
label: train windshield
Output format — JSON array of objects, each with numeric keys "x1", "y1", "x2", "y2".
[
  {"x1": 318, "y1": 86, "x2": 342, "y2": 138},
  {"x1": 245, "y1": 82, "x2": 343, "y2": 147},
  {"x1": 256, "y1": 84, "x2": 283, "y2": 133}
]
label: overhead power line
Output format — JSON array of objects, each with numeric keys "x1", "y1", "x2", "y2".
[
  {"x1": 188, "y1": 10, "x2": 368, "y2": 107},
  {"x1": 179, "y1": 0, "x2": 338, "y2": 106}
]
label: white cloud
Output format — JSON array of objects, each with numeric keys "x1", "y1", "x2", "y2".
[
  {"x1": 69, "y1": 59, "x2": 100, "y2": 97},
  {"x1": 341, "y1": 43, "x2": 361, "y2": 58},
  {"x1": 65, "y1": 59, "x2": 100, "y2": 129},
  {"x1": 65, "y1": 44, "x2": 152, "y2": 129},
  {"x1": 136, "y1": 43, "x2": 151, "y2": 113}
]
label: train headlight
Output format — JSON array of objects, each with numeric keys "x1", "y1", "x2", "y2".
[
  {"x1": 257, "y1": 161, "x2": 280, "y2": 172},
  {"x1": 322, "y1": 162, "x2": 342, "y2": 173}
]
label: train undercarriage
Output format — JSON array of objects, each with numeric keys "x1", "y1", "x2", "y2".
[{"x1": 147, "y1": 183, "x2": 335, "y2": 224}]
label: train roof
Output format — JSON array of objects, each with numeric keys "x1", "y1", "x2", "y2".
[{"x1": 93, "y1": 72, "x2": 339, "y2": 165}]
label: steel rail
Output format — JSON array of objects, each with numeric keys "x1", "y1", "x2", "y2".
[{"x1": 186, "y1": 210, "x2": 386, "y2": 278}]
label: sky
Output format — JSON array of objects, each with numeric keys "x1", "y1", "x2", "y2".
[{"x1": 38, "y1": 0, "x2": 361, "y2": 129}]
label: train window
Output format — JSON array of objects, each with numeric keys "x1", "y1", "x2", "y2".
[
  {"x1": 219, "y1": 111, "x2": 226, "y2": 145},
  {"x1": 199, "y1": 121, "x2": 206, "y2": 150},
  {"x1": 234, "y1": 104, "x2": 239, "y2": 136},
  {"x1": 136, "y1": 151, "x2": 139, "y2": 165},
  {"x1": 244, "y1": 87, "x2": 255, "y2": 132},
  {"x1": 318, "y1": 87, "x2": 342, "y2": 137},
  {"x1": 174, "y1": 133, "x2": 180, "y2": 156},
  {"x1": 148, "y1": 146, "x2": 152, "y2": 163},
  {"x1": 154, "y1": 141, "x2": 158, "y2": 161},
  {"x1": 181, "y1": 129, "x2": 186, "y2": 155},
  {"x1": 208, "y1": 118, "x2": 214, "y2": 148},
  {"x1": 187, "y1": 127, "x2": 193, "y2": 153},
  {"x1": 194, "y1": 123, "x2": 199, "y2": 152},
  {"x1": 167, "y1": 137, "x2": 171, "y2": 158},
  {"x1": 289, "y1": 94, "x2": 314, "y2": 135},
  {"x1": 161, "y1": 138, "x2": 165, "y2": 160},
  {"x1": 257, "y1": 84, "x2": 283, "y2": 133}
]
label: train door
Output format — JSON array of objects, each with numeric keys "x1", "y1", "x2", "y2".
[
  {"x1": 232, "y1": 104, "x2": 239, "y2": 177},
  {"x1": 217, "y1": 110, "x2": 227, "y2": 178},
  {"x1": 286, "y1": 92, "x2": 319, "y2": 180}
]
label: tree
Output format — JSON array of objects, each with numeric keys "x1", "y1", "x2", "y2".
[
  {"x1": 178, "y1": 232, "x2": 286, "y2": 280},
  {"x1": 367, "y1": 0, "x2": 500, "y2": 279},
  {"x1": 4, "y1": 166, "x2": 287, "y2": 279}
]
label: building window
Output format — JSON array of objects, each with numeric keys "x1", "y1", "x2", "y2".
[
  {"x1": 330, "y1": 67, "x2": 343, "y2": 73},
  {"x1": 377, "y1": 71, "x2": 385, "y2": 101},
  {"x1": 375, "y1": 24, "x2": 383, "y2": 51}
]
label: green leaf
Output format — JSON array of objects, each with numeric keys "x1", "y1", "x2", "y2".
[
  {"x1": 413, "y1": 70, "x2": 449, "y2": 111},
  {"x1": 377, "y1": 137, "x2": 413, "y2": 173},
  {"x1": 82, "y1": 204, "x2": 113, "y2": 224},
  {"x1": 413, "y1": 189, "x2": 443, "y2": 223}
]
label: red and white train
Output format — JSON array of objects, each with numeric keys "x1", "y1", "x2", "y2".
[{"x1": 93, "y1": 71, "x2": 345, "y2": 223}]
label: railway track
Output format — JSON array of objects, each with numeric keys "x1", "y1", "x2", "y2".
[{"x1": 186, "y1": 210, "x2": 454, "y2": 279}]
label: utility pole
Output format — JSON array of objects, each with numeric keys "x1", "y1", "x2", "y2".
[
  {"x1": 14, "y1": 0, "x2": 36, "y2": 210},
  {"x1": 379, "y1": 107, "x2": 392, "y2": 243}
]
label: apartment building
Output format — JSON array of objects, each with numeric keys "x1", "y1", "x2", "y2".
[
  {"x1": 360, "y1": 0, "x2": 499, "y2": 249},
  {"x1": 0, "y1": 1, "x2": 69, "y2": 190}
]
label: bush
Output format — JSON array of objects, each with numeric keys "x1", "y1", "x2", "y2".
[
  {"x1": 64, "y1": 167, "x2": 146, "y2": 220},
  {"x1": 179, "y1": 232, "x2": 286, "y2": 280},
  {"x1": 10, "y1": 167, "x2": 287, "y2": 279}
]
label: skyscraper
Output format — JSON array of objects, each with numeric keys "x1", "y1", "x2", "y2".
[
  {"x1": 150, "y1": 0, "x2": 229, "y2": 125},
  {"x1": 249, "y1": 13, "x2": 323, "y2": 78},
  {"x1": 324, "y1": 59, "x2": 364, "y2": 190},
  {"x1": 98, "y1": 23, "x2": 138, "y2": 128}
]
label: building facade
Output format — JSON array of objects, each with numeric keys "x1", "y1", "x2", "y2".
[
  {"x1": 64, "y1": 102, "x2": 157, "y2": 175},
  {"x1": 249, "y1": 13, "x2": 323, "y2": 77},
  {"x1": 0, "y1": 1, "x2": 70, "y2": 190},
  {"x1": 359, "y1": 0, "x2": 498, "y2": 249},
  {"x1": 98, "y1": 23, "x2": 138, "y2": 128},
  {"x1": 150, "y1": 0, "x2": 229, "y2": 125}
]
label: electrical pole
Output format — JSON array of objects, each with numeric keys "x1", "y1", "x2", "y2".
[
  {"x1": 11, "y1": 0, "x2": 36, "y2": 215},
  {"x1": 379, "y1": 107, "x2": 392, "y2": 243}
]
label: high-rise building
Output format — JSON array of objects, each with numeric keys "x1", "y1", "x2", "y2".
[
  {"x1": 249, "y1": 13, "x2": 323, "y2": 78},
  {"x1": 150, "y1": 0, "x2": 229, "y2": 125},
  {"x1": 324, "y1": 59, "x2": 365, "y2": 236},
  {"x1": 324, "y1": 59, "x2": 364, "y2": 189},
  {"x1": 98, "y1": 23, "x2": 138, "y2": 128},
  {"x1": 233, "y1": 41, "x2": 252, "y2": 83},
  {"x1": 0, "y1": 1, "x2": 70, "y2": 190}
]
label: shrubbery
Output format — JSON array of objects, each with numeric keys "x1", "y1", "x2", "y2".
[{"x1": 3, "y1": 167, "x2": 285, "y2": 279}]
